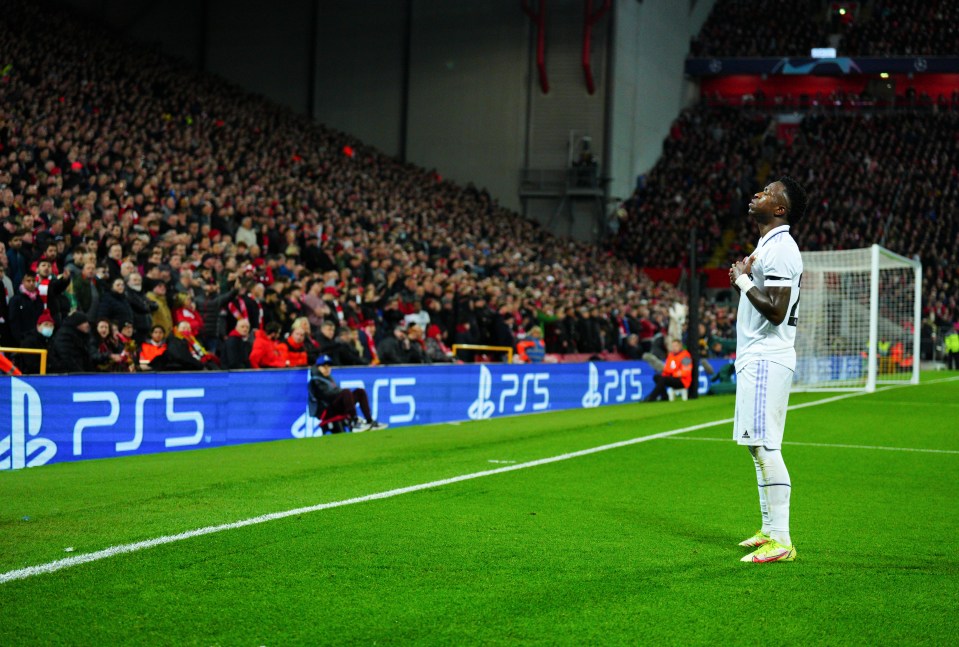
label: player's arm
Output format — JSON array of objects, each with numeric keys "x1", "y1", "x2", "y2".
[
  {"x1": 742, "y1": 286, "x2": 791, "y2": 325},
  {"x1": 729, "y1": 256, "x2": 791, "y2": 326}
]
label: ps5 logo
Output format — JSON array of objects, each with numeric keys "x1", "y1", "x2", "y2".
[
  {"x1": 582, "y1": 363, "x2": 644, "y2": 408},
  {"x1": 72, "y1": 388, "x2": 206, "y2": 454},
  {"x1": 468, "y1": 365, "x2": 550, "y2": 420},
  {"x1": 1, "y1": 378, "x2": 56, "y2": 470}
]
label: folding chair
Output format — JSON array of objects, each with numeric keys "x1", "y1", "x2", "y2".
[{"x1": 316, "y1": 409, "x2": 353, "y2": 435}]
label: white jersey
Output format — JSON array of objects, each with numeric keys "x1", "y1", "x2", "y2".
[{"x1": 735, "y1": 224, "x2": 803, "y2": 373}]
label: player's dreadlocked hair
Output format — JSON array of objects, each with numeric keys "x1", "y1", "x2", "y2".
[{"x1": 778, "y1": 175, "x2": 808, "y2": 223}]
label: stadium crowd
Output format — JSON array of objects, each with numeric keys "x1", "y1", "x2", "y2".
[
  {"x1": 1, "y1": 0, "x2": 955, "y2": 377},
  {"x1": 690, "y1": 0, "x2": 959, "y2": 58},
  {"x1": 0, "y1": 0, "x2": 699, "y2": 376},
  {"x1": 612, "y1": 103, "x2": 959, "y2": 339}
]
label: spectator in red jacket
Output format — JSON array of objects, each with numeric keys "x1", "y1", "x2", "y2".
[
  {"x1": 249, "y1": 322, "x2": 287, "y2": 369},
  {"x1": 280, "y1": 327, "x2": 309, "y2": 367},
  {"x1": 173, "y1": 293, "x2": 204, "y2": 339}
]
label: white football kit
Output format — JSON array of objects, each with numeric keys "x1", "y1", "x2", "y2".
[{"x1": 733, "y1": 224, "x2": 803, "y2": 450}]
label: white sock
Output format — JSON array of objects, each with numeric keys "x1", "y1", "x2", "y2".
[
  {"x1": 748, "y1": 446, "x2": 771, "y2": 534},
  {"x1": 756, "y1": 446, "x2": 792, "y2": 546}
]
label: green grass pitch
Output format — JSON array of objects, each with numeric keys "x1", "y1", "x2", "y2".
[{"x1": 2, "y1": 372, "x2": 957, "y2": 645}]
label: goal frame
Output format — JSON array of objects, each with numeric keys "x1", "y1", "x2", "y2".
[{"x1": 792, "y1": 244, "x2": 921, "y2": 393}]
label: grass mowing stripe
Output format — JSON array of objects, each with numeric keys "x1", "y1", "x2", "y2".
[
  {"x1": 667, "y1": 436, "x2": 959, "y2": 454},
  {"x1": 0, "y1": 417, "x2": 732, "y2": 585},
  {"x1": 5, "y1": 377, "x2": 949, "y2": 585}
]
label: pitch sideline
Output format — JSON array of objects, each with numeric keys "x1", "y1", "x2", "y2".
[{"x1": 2, "y1": 379, "x2": 955, "y2": 585}]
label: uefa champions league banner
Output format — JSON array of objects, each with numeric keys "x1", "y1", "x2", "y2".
[{"x1": 1, "y1": 360, "x2": 731, "y2": 471}]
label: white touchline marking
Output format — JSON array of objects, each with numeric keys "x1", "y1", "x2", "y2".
[
  {"x1": 1, "y1": 379, "x2": 951, "y2": 585},
  {"x1": 2, "y1": 417, "x2": 735, "y2": 585},
  {"x1": 667, "y1": 437, "x2": 959, "y2": 455}
]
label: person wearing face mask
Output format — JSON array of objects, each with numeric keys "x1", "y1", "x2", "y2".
[{"x1": 14, "y1": 310, "x2": 55, "y2": 374}]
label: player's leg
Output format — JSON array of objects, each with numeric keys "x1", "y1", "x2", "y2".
[
  {"x1": 644, "y1": 374, "x2": 668, "y2": 402},
  {"x1": 758, "y1": 360, "x2": 793, "y2": 547},
  {"x1": 741, "y1": 361, "x2": 796, "y2": 563},
  {"x1": 755, "y1": 445, "x2": 791, "y2": 547},
  {"x1": 734, "y1": 361, "x2": 769, "y2": 546},
  {"x1": 740, "y1": 445, "x2": 771, "y2": 547}
]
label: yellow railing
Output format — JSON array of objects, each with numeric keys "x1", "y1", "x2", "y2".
[
  {"x1": 451, "y1": 344, "x2": 513, "y2": 364},
  {"x1": 0, "y1": 347, "x2": 48, "y2": 375}
]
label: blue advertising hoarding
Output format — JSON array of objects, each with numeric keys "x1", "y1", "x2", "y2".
[{"x1": 1, "y1": 360, "x2": 731, "y2": 471}]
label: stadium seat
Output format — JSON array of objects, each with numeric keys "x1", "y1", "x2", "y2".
[{"x1": 667, "y1": 387, "x2": 688, "y2": 402}]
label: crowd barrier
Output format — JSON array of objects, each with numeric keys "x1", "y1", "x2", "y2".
[{"x1": 1, "y1": 359, "x2": 732, "y2": 471}]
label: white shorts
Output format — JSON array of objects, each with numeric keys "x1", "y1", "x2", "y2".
[{"x1": 733, "y1": 359, "x2": 793, "y2": 449}]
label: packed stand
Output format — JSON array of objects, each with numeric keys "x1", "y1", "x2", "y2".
[
  {"x1": 610, "y1": 102, "x2": 959, "y2": 349},
  {"x1": 0, "y1": 0, "x2": 693, "y2": 375},
  {"x1": 690, "y1": 0, "x2": 959, "y2": 58}
]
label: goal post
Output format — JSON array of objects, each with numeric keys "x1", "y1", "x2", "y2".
[{"x1": 793, "y1": 244, "x2": 921, "y2": 393}]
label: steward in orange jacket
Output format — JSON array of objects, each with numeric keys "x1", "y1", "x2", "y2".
[{"x1": 644, "y1": 339, "x2": 693, "y2": 402}]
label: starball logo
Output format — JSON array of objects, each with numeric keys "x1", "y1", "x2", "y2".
[{"x1": 1, "y1": 378, "x2": 56, "y2": 470}]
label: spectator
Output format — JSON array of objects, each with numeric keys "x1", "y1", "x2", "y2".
[
  {"x1": 125, "y1": 272, "x2": 157, "y2": 343},
  {"x1": 308, "y1": 354, "x2": 387, "y2": 432},
  {"x1": 98, "y1": 278, "x2": 135, "y2": 330},
  {"x1": 405, "y1": 322, "x2": 428, "y2": 364},
  {"x1": 301, "y1": 280, "x2": 330, "y2": 333},
  {"x1": 35, "y1": 259, "x2": 71, "y2": 324},
  {"x1": 9, "y1": 274, "x2": 45, "y2": 345},
  {"x1": 222, "y1": 319, "x2": 253, "y2": 369},
  {"x1": 146, "y1": 280, "x2": 173, "y2": 335},
  {"x1": 403, "y1": 300, "x2": 430, "y2": 331},
  {"x1": 118, "y1": 320, "x2": 140, "y2": 364},
  {"x1": 139, "y1": 325, "x2": 168, "y2": 370},
  {"x1": 48, "y1": 312, "x2": 94, "y2": 374},
  {"x1": 0, "y1": 261, "x2": 14, "y2": 347},
  {"x1": 173, "y1": 293, "x2": 203, "y2": 339},
  {"x1": 280, "y1": 327, "x2": 310, "y2": 367},
  {"x1": 357, "y1": 319, "x2": 380, "y2": 365},
  {"x1": 91, "y1": 318, "x2": 136, "y2": 373},
  {"x1": 14, "y1": 310, "x2": 56, "y2": 374},
  {"x1": 317, "y1": 320, "x2": 364, "y2": 366},
  {"x1": 621, "y1": 333, "x2": 644, "y2": 360},
  {"x1": 193, "y1": 279, "x2": 237, "y2": 354},
  {"x1": 290, "y1": 317, "x2": 322, "y2": 365},
  {"x1": 425, "y1": 323, "x2": 455, "y2": 363},
  {"x1": 158, "y1": 321, "x2": 219, "y2": 371},
  {"x1": 249, "y1": 321, "x2": 287, "y2": 369},
  {"x1": 377, "y1": 323, "x2": 412, "y2": 365},
  {"x1": 71, "y1": 261, "x2": 101, "y2": 320}
]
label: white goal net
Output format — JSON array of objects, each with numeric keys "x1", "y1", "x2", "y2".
[{"x1": 793, "y1": 245, "x2": 921, "y2": 392}]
